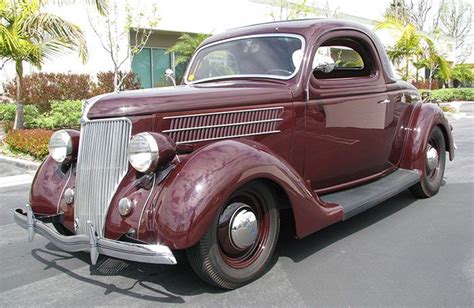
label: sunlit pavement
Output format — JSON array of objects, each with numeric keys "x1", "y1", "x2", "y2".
[{"x1": 0, "y1": 104, "x2": 472, "y2": 306}]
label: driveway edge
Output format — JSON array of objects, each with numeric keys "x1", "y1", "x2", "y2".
[{"x1": 0, "y1": 155, "x2": 40, "y2": 172}]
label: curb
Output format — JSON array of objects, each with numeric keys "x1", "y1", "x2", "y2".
[{"x1": 0, "y1": 155, "x2": 41, "y2": 172}]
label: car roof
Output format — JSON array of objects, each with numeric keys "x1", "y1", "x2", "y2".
[
  {"x1": 200, "y1": 19, "x2": 397, "y2": 83},
  {"x1": 202, "y1": 19, "x2": 374, "y2": 45}
]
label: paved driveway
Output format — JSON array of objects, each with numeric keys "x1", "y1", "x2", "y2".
[{"x1": 0, "y1": 104, "x2": 472, "y2": 306}]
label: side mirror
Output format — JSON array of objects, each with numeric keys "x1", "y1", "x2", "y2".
[
  {"x1": 165, "y1": 68, "x2": 176, "y2": 87},
  {"x1": 314, "y1": 62, "x2": 336, "y2": 73}
]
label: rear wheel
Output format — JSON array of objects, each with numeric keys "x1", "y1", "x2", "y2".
[
  {"x1": 187, "y1": 181, "x2": 280, "y2": 289},
  {"x1": 410, "y1": 126, "x2": 446, "y2": 198}
]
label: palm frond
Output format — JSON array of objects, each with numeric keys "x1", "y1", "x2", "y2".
[
  {"x1": 167, "y1": 33, "x2": 210, "y2": 65},
  {"x1": 40, "y1": 0, "x2": 108, "y2": 15},
  {"x1": 22, "y1": 12, "x2": 88, "y2": 62}
]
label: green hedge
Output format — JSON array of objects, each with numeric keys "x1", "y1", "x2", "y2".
[
  {"x1": 32, "y1": 100, "x2": 82, "y2": 129},
  {"x1": 429, "y1": 88, "x2": 474, "y2": 102},
  {"x1": 0, "y1": 104, "x2": 40, "y2": 129},
  {"x1": 0, "y1": 100, "x2": 81, "y2": 130}
]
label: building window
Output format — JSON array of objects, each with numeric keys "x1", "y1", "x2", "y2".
[{"x1": 132, "y1": 47, "x2": 172, "y2": 88}]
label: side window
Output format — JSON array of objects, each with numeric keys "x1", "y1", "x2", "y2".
[{"x1": 312, "y1": 37, "x2": 375, "y2": 79}]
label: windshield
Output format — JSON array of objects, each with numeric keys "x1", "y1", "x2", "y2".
[{"x1": 186, "y1": 34, "x2": 305, "y2": 83}]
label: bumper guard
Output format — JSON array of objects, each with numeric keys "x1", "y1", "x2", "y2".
[{"x1": 14, "y1": 204, "x2": 177, "y2": 265}]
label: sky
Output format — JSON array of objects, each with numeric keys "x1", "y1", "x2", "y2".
[{"x1": 318, "y1": 0, "x2": 390, "y2": 20}]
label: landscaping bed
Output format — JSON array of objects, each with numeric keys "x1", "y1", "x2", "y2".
[{"x1": 0, "y1": 100, "x2": 82, "y2": 160}]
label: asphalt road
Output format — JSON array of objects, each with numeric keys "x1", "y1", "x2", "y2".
[{"x1": 0, "y1": 104, "x2": 473, "y2": 306}]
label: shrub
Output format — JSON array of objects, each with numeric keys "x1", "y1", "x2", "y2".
[
  {"x1": 91, "y1": 71, "x2": 141, "y2": 96},
  {"x1": 32, "y1": 100, "x2": 82, "y2": 129},
  {"x1": 3, "y1": 73, "x2": 93, "y2": 112},
  {"x1": 0, "y1": 103, "x2": 15, "y2": 121},
  {"x1": 430, "y1": 88, "x2": 474, "y2": 102},
  {"x1": 0, "y1": 103, "x2": 41, "y2": 128},
  {"x1": 3, "y1": 71, "x2": 142, "y2": 113},
  {"x1": 5, "y1": 129, "x2": 53, "y2": 159}
]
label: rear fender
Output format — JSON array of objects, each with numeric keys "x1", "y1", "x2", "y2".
[
  {"x1": 400, "y1": 102, "x2": 455, "y2": 173},
  {"x1": 153, "y1": 139, "x2": 343, "y2": 249}
]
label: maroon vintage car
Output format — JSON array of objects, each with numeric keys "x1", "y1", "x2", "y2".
[{"x1": 14, "y1": 19, "x2": 454, "y2": 289}]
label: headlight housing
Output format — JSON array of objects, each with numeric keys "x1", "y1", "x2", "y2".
[
  {"x1": 48, "y1": 130, "x2": 73, "y2": 163},
  {"x1": 128, "y1": 132, "x2": 176, "y2": 173}
]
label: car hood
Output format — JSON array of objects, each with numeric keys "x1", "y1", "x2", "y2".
[{"x1": 87, "y1": 81, "x2": 294, "y2": 119}]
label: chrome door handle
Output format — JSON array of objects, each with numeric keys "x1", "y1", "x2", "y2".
[{"x1": 378, "y1": 99, "x2": 390, "y2": 104}]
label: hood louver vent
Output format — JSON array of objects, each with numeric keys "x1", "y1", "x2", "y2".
[{"x1": 163, "y1": 107, "x2": 283, "y2": 145}]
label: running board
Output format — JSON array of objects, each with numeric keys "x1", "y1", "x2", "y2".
[{"x1": 319, "y1": 169, "x2": 420, "y2": 220}]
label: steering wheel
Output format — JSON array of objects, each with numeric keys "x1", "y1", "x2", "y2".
[{"x1": 265, "y1": 69, "x2": 293, "y2": 76}]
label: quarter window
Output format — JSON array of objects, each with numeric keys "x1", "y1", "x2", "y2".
[{"x1": 312, "y1": 37, "x2": 374, "y2": 79}]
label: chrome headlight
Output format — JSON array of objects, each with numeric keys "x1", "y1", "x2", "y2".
[
  {"x1": 128, "y1": 133, "x2": 159, "y2": 173},
  {"x1": 48, "y1": 130, "x2": 73, "y2": 163},
  {"x1": 128, "y1": 132, "x2": 176, "y2": 173}
]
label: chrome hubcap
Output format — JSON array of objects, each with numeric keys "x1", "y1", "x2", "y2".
[
  {"x1": 229, "y1": 205, "x2": 258, "y2": 250},
  {"x1": 426, "y1": 144, "x2": 439, "y2": 172}
]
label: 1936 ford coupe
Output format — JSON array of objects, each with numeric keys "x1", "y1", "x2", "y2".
[{"x1": 14, "y1": 19, "x2": 455, "y2": 289}]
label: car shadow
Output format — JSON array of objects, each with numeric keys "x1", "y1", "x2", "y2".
[
  {"x1": 30, "y1": 190, "x2": 418, "y2": 302},
  {"x1": 275, "y1": 190, "x2": 418, "y2": 262}
]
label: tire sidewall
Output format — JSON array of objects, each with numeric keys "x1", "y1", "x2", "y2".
[
  {"x1": 421, "y1": 127, "x2": 446, "y2": 195},
  {"x1": 204, "y1": 182, "x2": 279, "y2": 286}
]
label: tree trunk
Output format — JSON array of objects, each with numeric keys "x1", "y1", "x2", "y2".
[
  {"x1": 415, "y1": 55, "x2": 419, "y2": 82},
  {"x1": 405, "y1": 56, "x2": 410, "y2": 81},
  {"x1": 13, "y1": 60, "x2": 24, "y2": 130},
  {"x1": 113, "y1": 67, "x2": 119, "y2": 92},
  {"x1": 428, "y1": 71, "x2": 433, "y2": 90}
]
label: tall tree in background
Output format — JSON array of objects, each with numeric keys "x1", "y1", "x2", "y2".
[
  {"x1": 383, "y1": 0, "x2": 411, "y2": 25},
  {"x1": 407, "y1": 0, "x2": 431, "y2": 31},
  {"x1": 438, "y1": 0, "x2": 472, "y2": 50},
  {"x1": 88, "y1": 1, "x2": 159, "y2": 92},
  {"x1": 0, "y1": 0, "x2": 87, "y2": 129},
  {"x1": 268, "y1": 0, "x2": 317, "y2": 21}
]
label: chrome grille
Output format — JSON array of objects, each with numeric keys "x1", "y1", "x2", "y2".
[
  {"x1": 75, "y1": 118, "x2": 132, "y2": 236},
  {"x1": 163, "y1": 107, "x2": 283, "y2": 144}
]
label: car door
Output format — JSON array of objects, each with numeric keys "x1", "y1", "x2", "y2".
[{"x1": 304, "y1": 31, "x2": 399, "y2": 191}]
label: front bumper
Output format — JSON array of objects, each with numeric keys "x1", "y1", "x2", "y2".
[{"x1": 14, "y1": 204, "x2": 177, "y2": 265}]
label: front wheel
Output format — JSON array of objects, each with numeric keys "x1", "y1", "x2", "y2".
[
  {"x1": 187, "y1": 181, "x2": 280, "y2": 289},
  {"x1": 410, "y1": 126, "x2": 446, "y2": 198}
]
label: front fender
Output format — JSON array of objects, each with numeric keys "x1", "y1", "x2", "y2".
[
  {"x1": 400, "y1": 102, "x2": 455, "y2": 172},
  {"x1": 29, "y1": 156, "x2": 76, "y2": 231},
  {"x1": 153, "y1": 139, "x2": 343, "y2": 250}
]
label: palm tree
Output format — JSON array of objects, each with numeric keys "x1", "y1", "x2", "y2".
[
  {"x1": 45, "y1": 0, "x2": 109, "y2": 15},
  {"x1": 0, "y1": 0, "x2": 87, "y2": 129},
  {"x1": 415, "y1": 39, "x2": 451, "y2": 89},
  {"x1": 375, "y1": 18, "x2": 424, "y2": 80},
  {"x1": 451, "y1": 64, "x2": 474, "y2": 87},
  {"x1": 167, "y1": 33, "x2": 210, "y2": 66}
]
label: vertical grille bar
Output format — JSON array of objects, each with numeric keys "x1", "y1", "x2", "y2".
[{"x1": 75, "y1": 118, "x2": 132, "y2": 236}]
